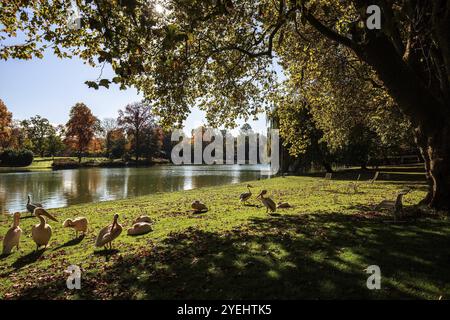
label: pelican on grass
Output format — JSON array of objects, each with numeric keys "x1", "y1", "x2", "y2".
[
  {"x1": 191, "y1": 200, "x2": 208, "y2": 213},
  {"x1": 127, "y1": 222, "x2": 153, "y2": 236},
  {"x1": 133, "y1": 215, "x2": 152, "y2": 224},
  {"x1": 277, "y1": 202, "x2": 292, "y2": 209},
  {"x1": 95, "y1": 214, "x2": 122, "y2": 250},
  {"x1": 32, "y1": 208, "x2": 58, "y2": 251},
  {"x1": 63, "y1": 217, "x2": 88, "y2": 238},
  {"x1": 256, "y1": 190, "x2": 277, "y2": 214},
  {"x1": 2, "y1": 212, "x2": 22, "y2": 255},
  {"x1": 239, "y1": 184, "x2": 253, "y2": 204}
]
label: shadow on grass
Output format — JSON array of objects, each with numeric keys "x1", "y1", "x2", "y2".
[
  {"x1": 93, "y1": 248, "x2": 120, "y2": 256},
  {"x1": 12, "y1": 249, "x2": 45, "y2": 270},
  {"x1": 11, "y1": 212, "x2": 450, "y2": 300},
  {"x1": 303, "y1": 164, "x2": 426, "y2": 183},
  {"x1": 53, "y1": 235, "x2": 85, "y2": 250}
]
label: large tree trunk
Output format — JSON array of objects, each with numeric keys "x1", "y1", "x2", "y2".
[
  {"x1": 417, "y1": 125, "x2": 450, "y2": 209},
  {"x1": 351, "y1": 33, "x2": 450, "y2": 210},
  {"x1": 303, "y1": 1, "x2": 450, "y2": 209}
]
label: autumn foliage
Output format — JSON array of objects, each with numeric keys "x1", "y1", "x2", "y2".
[
  {"x1": 0, "y1": 99, "x2": 12, "y2": 149},
  {"x1": 65, "y1": 103, "x2": 100, "y2": 162}
]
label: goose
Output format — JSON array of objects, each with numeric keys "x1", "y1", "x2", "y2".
[
  {"x1": 95, "y1": 214, "x2": 122, "y2": 249},
  {"x1": 2, "y1": 212, "x2": 22, "y2": 255},
  {"x1": 127, "y1": 222, "x2": 153, "y2": 236},
  {"x1": 26, "y1": 195, "x2": 43, "y2": 216},
  {"x1": 191, "y1": 200, "x2": 208, "y2": 213},
  {"x1": 63, "y1": 217, "x2": 88, "y2": 237},
  {"x1": 32, "y1": 208, "x2": 58, "y2": 250},
  {"x1": 239, "y1": 184, "x2": 253, "y2": 204},
  {"x1": 256, "y1": 190, "x2": 276, "y2": 214}
]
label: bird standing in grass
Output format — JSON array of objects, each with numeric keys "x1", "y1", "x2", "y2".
[
  {"x1": 256, "y1": 190, "x2": 277, "y2": 214},
  {"x1": 2, "y1": 212, "x2": 22, "y2": 255},
  {"x1": 239, "y1": 184, "x2": 253, "y2": 204},
  {"x1": 32, "y1": 208, "x2": 58, "y2": 251},
  {"x1": 95, "y1": 214, "x2": 122, "y2": 250},
  {"x1": 63, "y1": 217, "x2": 88, "y2": 238},
  {"x1": 26, "y1": 195, "x2": 43, "y2": 216}
]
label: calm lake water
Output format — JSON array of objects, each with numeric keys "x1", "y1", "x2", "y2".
[{"x1": 0, "y1": 165, "x2": 269, "y2": 213}]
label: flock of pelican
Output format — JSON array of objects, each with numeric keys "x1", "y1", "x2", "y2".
[
  {"x1": 2, "y1": 186, "x2": 289, "y2": 256},
  {"x1": 239, "y1": 185, "x2": 291, "y2": 213}
]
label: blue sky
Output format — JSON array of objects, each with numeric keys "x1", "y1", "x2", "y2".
[{"x1": 0, "y1": 51, "x2": 267, "y2": 135}]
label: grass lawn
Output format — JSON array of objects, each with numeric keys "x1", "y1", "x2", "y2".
[
  {"x1": 0, "y1": 167, "x2": 449, "y2": 299},
  {"x1": 0, "y1": 157, "x2": 111, "y2": 171}
]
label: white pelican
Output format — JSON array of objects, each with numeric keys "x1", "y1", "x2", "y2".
[
  {"x1": 127, "y1": 222, "x2": 152, "y2": 236},
  {"x1": 2, "y1": 212, "x2": 22, "y2": 255},
  {"x1": 95, "y1": 214, "x2": 123, "y2": 249},
  {"x1": 256, "y1": 190, "x2": 276, "y2": 214},
  {"x1": 239, "y1": 184, "x2": 253, "y2": 204},
  {"x1": 63, "y1": 217, "x2": 88, "y2": 237},
  {"x1": 27, "y1": 195, "x2": 43, "y2": 216},
  {"x1": 32, "y1": 208, "x2": 58, "y2": 250},
  {"x1": 191, "y1": 200, "x2": 208, "y2": 213}
]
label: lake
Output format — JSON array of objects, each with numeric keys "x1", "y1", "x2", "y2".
[{"x1": 0, "y1": 165, "x2": 269, "y2": 213}]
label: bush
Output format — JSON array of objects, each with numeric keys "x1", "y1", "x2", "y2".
[{"x1": 0, "y1": 149, "x2": 34, "y2": 167}]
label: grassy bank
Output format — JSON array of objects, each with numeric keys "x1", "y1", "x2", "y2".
[
  {"x1": 0, "y1": 169, "x2": 449, "y2": 299},
  {"x1": 0, "y1": 157, "x2": 170, "y2": 172}
]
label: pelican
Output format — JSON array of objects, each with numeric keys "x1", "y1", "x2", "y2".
[
  {"x1": 133, "y1": 215, "x2": 152, "y2": 224},
  {"x1": 256, "y1": 190, "x2": 276, "y2": 214},
  {"x1": 32, "y1": 208, "x2": 58, "y2": 250},
  {"x1": 95, "y1": 214, "x2": 122, "y2": 249},
  {"x1": 2, "y1": 212, "x2": 22, "y2": 255},
  {"x1": 127, "y1": 222, "x2": 152, "y2": 236},
  {"x1": 191, "y1": 200, "x2": 208, "y2": 213},
  {"x1": 239, "y1": 184, "x2": 253, "y2": 204},
  {"x1": 63, "y1": 217, "x2": 88, "y2": 237},
  {"x1": 277, "y1": 202, "x2": 292, "y2": 209},
  {"x1": 26, "y1": 195, "x2": 43, "y2": 216}
]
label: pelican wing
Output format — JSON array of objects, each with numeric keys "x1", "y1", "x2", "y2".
[
  {"x1": 127, "y1": 222, "x2": 152, "y2": 236},
  {"x1": 265, "y1": 198, "x2": 277, "y2": 212},
  {"x1": 239, "y1": 192, "x2": 251, "y2": 201},
  {"x1": 96, "y1": 224, "x2": 122, "y2": 247}
]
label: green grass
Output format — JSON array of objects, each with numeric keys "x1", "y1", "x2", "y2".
[
  {"x1": 0, "y1": 169, "x2": 449, "y2": 300},
  {"x1": 0, "y1": 157, "x2": 111, "y2": 171}
]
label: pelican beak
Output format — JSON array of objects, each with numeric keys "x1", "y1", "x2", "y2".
[
  {"x1": 256, "y1": 192, "x2": 262, "y2": 199},
  {"x1": 41, "y1": 210, "x2": 58, "y2": 222}
]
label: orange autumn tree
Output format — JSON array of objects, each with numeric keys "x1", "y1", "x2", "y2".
[
  {"x1": 65, "y1": 103, "x2": 99, "y2": 163},
  {"x1": 0, "y1": 99, "x2": 13, "y2": 150}
]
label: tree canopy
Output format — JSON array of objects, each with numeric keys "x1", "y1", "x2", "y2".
[{"x1": 1, "y1": 0, "x2": 449, "y2": 208}]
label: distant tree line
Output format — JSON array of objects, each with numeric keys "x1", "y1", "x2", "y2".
[{"x1": 0, "y1": 99, "x2": 168, "y2": 165}]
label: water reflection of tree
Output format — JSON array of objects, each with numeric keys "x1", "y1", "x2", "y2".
[
  {"x1": 1, "y1": 167, "x2": 263, "y2": 212},
  {"x1": 0, "y1": 171, "x2": 65, "y2": 212},
  {"x1": 62, "y1": 169, "x2": 102, "y2": 206}
]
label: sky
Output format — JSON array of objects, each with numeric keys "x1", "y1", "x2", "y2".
[{"x1": 0, "y1": 50, "x2": 268, "y2": 136}]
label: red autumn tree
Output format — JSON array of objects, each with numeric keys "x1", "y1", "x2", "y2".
[{"x1": 65, "y1": 103, "x2": 99, "y2": 163}]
